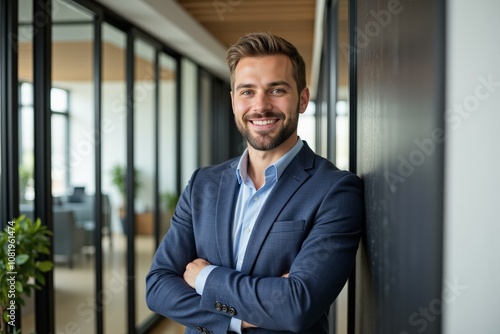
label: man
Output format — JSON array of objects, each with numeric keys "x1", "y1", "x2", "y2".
[{"x1": 146, "y1": 32, "x2": 364, "y2": 334}]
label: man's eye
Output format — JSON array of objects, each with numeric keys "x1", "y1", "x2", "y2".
[
  {"x1": 241, "y1": 90, "x2": 252, "y2": 96},
  {"x1": 271, "y1": 88, "x2": 286, "y2": 94}
]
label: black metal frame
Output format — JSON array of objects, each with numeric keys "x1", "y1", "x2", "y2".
[
  {"x1": 175, "y1": 57, "x2": 183, "y2": 195},
  {"x1": 125, "y1": 27, "x2": 136, "y2": 333},
  {"x1": 0, "y1": 0, "x2": 20, "y2": 226},
  {"x1": 32, "y1": 1, "x2": 55, "y2": 333},
  {"x1": 93, "y1": 10, "x2": 104, "y2": 334},
  {"x1": 196, "y1": 65, "x2": 204, "y2": 167},
  {"x1": 1, "y1": 1, "x2": 20, "y2": 330},
  {"x1": 326, "y1": 0, "x2": 338, "y2": 164},
  {"x1": 154, "y1": 50, "x2": 161, "y2": 250}
]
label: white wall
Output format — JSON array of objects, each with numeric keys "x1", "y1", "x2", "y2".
[{"x1": 443, "y1": 1, "x2": 500, "y2": 332}]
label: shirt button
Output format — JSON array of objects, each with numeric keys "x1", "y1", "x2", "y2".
[
  {"x1": 244, "y1": 227, "x2": 251, "y2": 233},
  {"x1": 254, "y1": 196, "x2": 259, "y2": 201}
]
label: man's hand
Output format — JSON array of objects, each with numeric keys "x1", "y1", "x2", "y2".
[
  {"x1": 242, "y1": 321, "x2": 257, "y2": 329},
  {"x1": 183, "y1": 258, "x2": 211, "y2": 288}
]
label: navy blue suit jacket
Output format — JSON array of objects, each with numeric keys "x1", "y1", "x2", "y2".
[{"x1": 146, "y1": 142, "x2": 364, "y2": 333}]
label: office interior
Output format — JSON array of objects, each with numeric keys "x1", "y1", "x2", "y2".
[{"x1": 1, "y1": 0, "x2": 499, "y2": 333}]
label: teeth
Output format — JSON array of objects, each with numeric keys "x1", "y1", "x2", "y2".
[{"x1": 253, "y1": 119, "x2": 276, "y2": 126}]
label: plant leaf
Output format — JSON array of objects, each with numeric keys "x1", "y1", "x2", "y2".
[
  {"x1": 16, "y1": 280, "x2": 23, "y2": 293},
  {"x1": 37, "y1": 261, "x2": 53, "y2": 272},
  {"x1": 16, "y1": 254, "x2": 29, "y2": 265}
]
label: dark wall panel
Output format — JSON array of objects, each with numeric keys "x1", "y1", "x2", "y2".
[{"x1": 355, "y1": 0, "x2": 445, "y2": 333}]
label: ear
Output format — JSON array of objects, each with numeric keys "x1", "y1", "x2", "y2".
[{"x1": 299, "y1": 87, "x2": 310, "y2": 114}]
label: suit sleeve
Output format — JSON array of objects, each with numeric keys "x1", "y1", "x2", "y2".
[
  {"x1": 198, "y1": 173, "x2": 364, "y2": 332},
  {"x1": 145, "y1": 170, "x2": 232, "y2": 334}
]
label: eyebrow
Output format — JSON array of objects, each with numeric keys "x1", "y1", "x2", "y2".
[{"x1": 235, "y1": 80, "x2": 293, "y2": 91}]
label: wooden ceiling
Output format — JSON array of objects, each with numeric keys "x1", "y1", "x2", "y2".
[
  {"x1": 176, "y1": 0, "x2": 316, "y2": 85},
  {"x1": 176, "y1": 0, "x2": 350, "y2": 95},
  {"x1": 18, "y1": 1, "x2": 349, "y2": 95}
]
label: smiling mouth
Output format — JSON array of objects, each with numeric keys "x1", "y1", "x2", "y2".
[{"x1": 252, "y1": 119, "x2": 278, "y2": 126}]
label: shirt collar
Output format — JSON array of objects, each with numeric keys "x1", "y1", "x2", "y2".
[{"x1": 236, "y1": 138, "x2": 303, "y2": 184}]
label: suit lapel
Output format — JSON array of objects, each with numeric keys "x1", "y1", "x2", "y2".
[
  {"x1": 215, "y1": 162, "x2": 240, "y2": 268},
  {"x1": 240, "y1": 144, "x2": 315, "y2": 274}
]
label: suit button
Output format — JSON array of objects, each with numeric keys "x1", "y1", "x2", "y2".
[
  {"x1": 221, "y1": 304, "x2": 228, "y2": 313},
  {"x1": 214, "y1": 302, "x2": 222, "y2": 311},
  {"x1": 228, "y1": 307, "x2": 237, "y2": 316}
]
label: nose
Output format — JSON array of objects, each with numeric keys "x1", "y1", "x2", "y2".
[{"x1": 253, "y1": 91, "x2": 272, "y2": 112}]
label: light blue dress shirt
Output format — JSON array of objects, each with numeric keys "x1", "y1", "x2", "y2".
[{"x1": 195, "y1": 138, "x2": 303, "y2": 333}]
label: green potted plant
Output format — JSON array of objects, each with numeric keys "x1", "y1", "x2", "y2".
[
  {"x1": 0, "y1": 215, "x2": 53, "y2": 333},
  {"x1": 109, "y1": 164, "x2": 141, "y2": 232},
  {"x1": 160, "y1": 192, "x2": 178, "y2": 236},
  {"x1": 19, "y1": 165, "x2": 34, "y2": 203},
  {"x1": 110, "y1": 164, "x2": 141, "y2": 202},
  {"x1": 161, "y1": 192, "x2": 179, "y2": 213}
]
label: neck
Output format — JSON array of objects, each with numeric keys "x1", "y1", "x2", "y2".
[{"x1": 246, "y1": 136, "x2": 298, "y2": 189}]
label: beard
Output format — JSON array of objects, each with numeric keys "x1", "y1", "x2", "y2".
[{"x1": 235, "y1": 107, "x2": 300, "y2": 151}]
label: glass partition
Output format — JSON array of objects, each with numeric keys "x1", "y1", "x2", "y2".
[
  {"x1": 52, "y1": 1, "x2": 96, "y2": 333},
  {"x1": 181, "y1": 59, "x2": 198, "y2": 186},
  {"x1": 6, "y1": 0, "x2": 218, "y2": 331},
  {"x1": 102, "y1": 22, "x2": 128, "y2": 334},
  {"x1": 199, "y1": 70, "x2": 212, "y2": 166},
  {"x1": 18, "y1": 0, "x2": 36, "y2": 330},
  {"x1": 158, "y1": 53, "x2": 178, "y2": 241},
  {"x1": 134, "y1": 38, "x2": 156, "y2": 327}
]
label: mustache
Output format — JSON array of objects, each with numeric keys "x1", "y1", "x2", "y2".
[{"x1": 243, "y1": 111, "x2": 284, "y2": 121}]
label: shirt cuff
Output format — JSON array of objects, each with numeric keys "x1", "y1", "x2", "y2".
[
  {"x1": 194, "y1": 264, "x2": 217, "y2": 295},
  {"x1": 229, "y1": 318, "x2": 242, "y2": 333}
]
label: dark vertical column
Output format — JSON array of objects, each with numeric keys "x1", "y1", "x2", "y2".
[
  {"x1": 210, "y1": 78, "x2": 231, "y2": 164},
  {"x1": 347, "y1": 0, "x2": 357, "y2": 175},
  {"x1": 154, "y1": 50, "x2": 160, "y2": 248},
  {"x1": 93, "y1": 13, "x2": 104, "y2": 334},
  {"x1": 347, "y1": 0, "x2": 358, "y2": 332},
  {"x1": 1, "y1": 1, "x2": 20, "y2": 330},
  {"x1": 315, "y1": 54, "x2": 325, "y2": 154},
  {"x1": 126, "y1": 28, "x2": 136, "y2": 334},
  {"x1": 196, "y1": 66, "x2": 203, "y2": 167},
  {"x1": 175, "y1": 57, "x2": 182, "y2": 195},
  {"x1": 1, "y1": 0, "x2": 20, "y2": 225},
  {"x1": 355, "y1": 0, "x2": 445, "y2": 333},
  {"x1": 327, "y1": 0, "x2": 338, "y2": 163},
  {"x1": 33, "y1": 0, "x2": 54, "y2": 333}
]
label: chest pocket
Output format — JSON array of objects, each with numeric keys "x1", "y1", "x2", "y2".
[{"x1": 269, "y1": 220, "x2": 305, "y2": 233}]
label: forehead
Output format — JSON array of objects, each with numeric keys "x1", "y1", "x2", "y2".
[{"x1": 234, "y1": 55, "x2": 295, "y2": 84}]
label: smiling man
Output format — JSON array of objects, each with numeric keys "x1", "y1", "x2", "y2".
[{"x1": 146, "y1": 32, "x2": 365, "y2": 334}]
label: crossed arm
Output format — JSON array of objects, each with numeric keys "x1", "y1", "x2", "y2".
[
  {"x1": 146, "y1": 173, "x2": 364, "y2": 333},
  {"x1": 183, "y1": 258, "x2": 288, "y2": 330}
]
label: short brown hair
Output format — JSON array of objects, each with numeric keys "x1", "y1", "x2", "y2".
[{"x1": 226, "y1": 32, "x2": 307, "y2": 93}]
